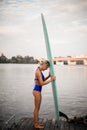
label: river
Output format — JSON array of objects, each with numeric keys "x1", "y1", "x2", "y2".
[{"x1": 0, "y1": 64, "x2": 87, "y2": 128}]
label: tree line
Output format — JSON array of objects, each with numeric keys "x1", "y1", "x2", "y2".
[{"x1": 0, "y1": 53, "x2": 38, "y2": 64}]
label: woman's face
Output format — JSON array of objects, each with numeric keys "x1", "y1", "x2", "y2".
[{"x1": 43, "y1": 64, "x2": 49, "y2": 70}]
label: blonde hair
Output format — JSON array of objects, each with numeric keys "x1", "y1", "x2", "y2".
[{"x1": 39, "y1": 58, "x2": 50, "y2": 67}]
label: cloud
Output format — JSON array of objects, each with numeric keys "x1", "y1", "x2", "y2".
[
  {"x1": 0, "y1": 25, "x2": 25, "y2": 35},
  {"x1": 0, "y1": 0, "x2": 87, "y2": 58}
]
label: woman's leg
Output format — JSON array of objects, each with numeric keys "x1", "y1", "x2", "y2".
[{"x1": 33, "y1": 91, "x2": 44, "y2": 128}]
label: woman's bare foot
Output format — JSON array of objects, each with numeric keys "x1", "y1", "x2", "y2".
[
  {"x1": 34, "y1": 123, "x2": 44, "y2": 129},
  {"x1": 38, "y1": 122, "x2": 44, "y2": 126}
]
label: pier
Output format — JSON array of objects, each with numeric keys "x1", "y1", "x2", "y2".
[{"x1": 3, "y1": 116, "x2": 87, "y2": 130}]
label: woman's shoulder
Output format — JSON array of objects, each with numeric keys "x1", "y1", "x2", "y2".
[{"x1": 35, "y1": 68, "x2": 40, "y2": 75}]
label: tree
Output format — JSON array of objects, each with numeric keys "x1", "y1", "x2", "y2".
[{"x1": 0, "y1": 53, "x2": 8, "y2": 63}]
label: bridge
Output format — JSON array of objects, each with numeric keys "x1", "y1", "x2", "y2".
[{"x1": 54, "y1": 57, "x2": 87, "y2": 65}]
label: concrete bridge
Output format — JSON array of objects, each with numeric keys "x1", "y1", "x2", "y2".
[{"x1": 54, "y1": 57, "x2": 87, "y2": 65}]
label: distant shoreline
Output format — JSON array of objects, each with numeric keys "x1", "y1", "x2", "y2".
[
  {"x1": 0, "y1": 53, "x2": 87, "y2": 65},
  {"x1": 0, "y1": 54, "x2": 38, "y2": 64}
]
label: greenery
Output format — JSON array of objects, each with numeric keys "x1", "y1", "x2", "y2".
[{"x1": 0, "y1": 53, "x2": 38, "y2": 64}]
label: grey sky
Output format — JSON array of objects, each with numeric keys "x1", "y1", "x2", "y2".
[{"x1": 0, "y1": 0, "x2": 87, "y2": 59}]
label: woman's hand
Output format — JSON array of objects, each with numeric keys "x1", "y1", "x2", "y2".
[{"x1": 51, "y1": 76, "x2": 56, "y2": 81}]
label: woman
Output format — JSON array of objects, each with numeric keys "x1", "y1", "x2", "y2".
[{"x1": 33, "y1": 59, "x2": 56, "y2": 128}]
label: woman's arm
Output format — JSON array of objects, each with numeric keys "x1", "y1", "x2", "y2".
[
  {"x1": 44, "y1": 72, "x2": 51, "y2": 80},
  {"x1": 36, "y1": 70, "x2": 56, "y2": 86}
]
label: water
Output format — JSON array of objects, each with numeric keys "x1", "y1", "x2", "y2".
[{"x1": 0, "y1": 64, "x2": 87, "y2": 128}]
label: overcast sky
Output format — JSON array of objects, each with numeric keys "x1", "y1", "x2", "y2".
[{"x1": 0, "y1": 0, "x2": 87, "y2": 59}]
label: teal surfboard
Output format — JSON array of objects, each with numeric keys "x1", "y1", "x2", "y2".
[{"x1": 41, "y1": 14, "x2": 60, "y2": 126}]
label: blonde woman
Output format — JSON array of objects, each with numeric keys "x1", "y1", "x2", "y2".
[{"x1": 33, "y1": 59, "x2": 56, "y2": 128}]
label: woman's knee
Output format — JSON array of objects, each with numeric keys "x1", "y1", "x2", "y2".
[{"x1": 34, "y1": 107, "x2": 39, "y2": 112}]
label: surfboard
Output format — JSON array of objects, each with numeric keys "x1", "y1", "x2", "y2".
[{"x1": 41, "y1": 14, "x2": 60, "y2": 126}]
